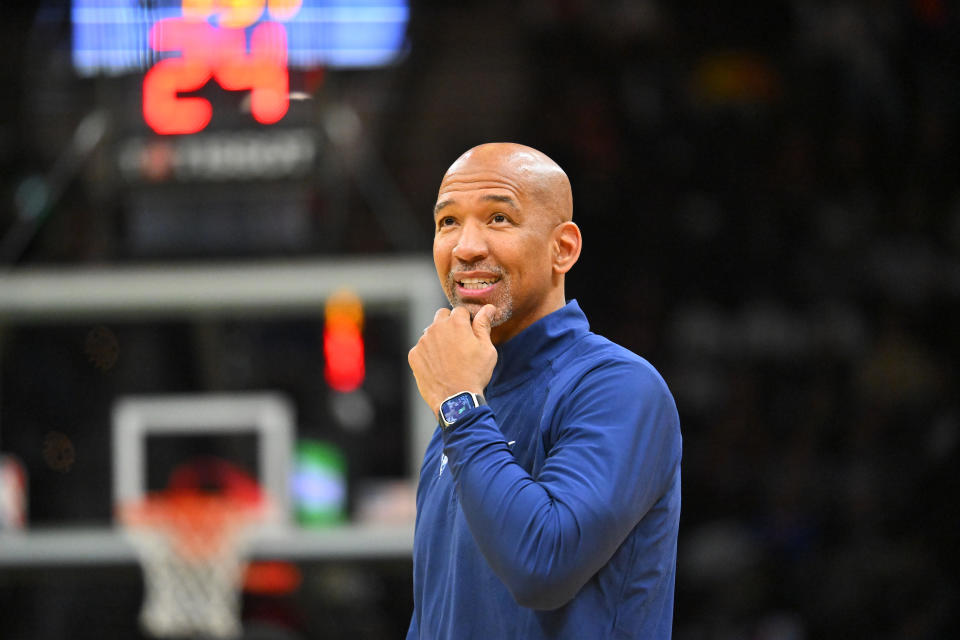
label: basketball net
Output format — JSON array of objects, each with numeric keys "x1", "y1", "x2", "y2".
[{"x1": 120, "y1": 459, "x2": 270, "y2": 639}]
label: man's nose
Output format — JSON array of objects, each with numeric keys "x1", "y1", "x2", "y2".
[{"x1": 452, "y1": 220, "x2": 488, "y2": 262}]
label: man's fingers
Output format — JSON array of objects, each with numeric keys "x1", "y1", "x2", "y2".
[
  {"x1": 472, "y1": 304, "x2": 497, "y2": 340},
  {"x1": 449, "y1": 306, "x2": 472, "y2": 322},
  {"x1": 434, "y1": 307, "x2": 451, "y2": 322}
]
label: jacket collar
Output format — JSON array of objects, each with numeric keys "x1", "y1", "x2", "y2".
[{"x1": 488, "y1": 299, "x2": 589, "y2": 393}]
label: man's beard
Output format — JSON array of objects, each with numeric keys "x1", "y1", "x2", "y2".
[{"x1": 443, "y1": 270, "x2": 514, "y2": 328}]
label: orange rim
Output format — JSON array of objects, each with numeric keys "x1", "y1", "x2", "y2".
[{"x1": 120, "y1": 489, "x2": 264, "y2": 560}]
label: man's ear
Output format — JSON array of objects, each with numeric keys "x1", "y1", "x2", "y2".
[{"x1": 552, "y1": 221, "x2": 582, "y2": 275}]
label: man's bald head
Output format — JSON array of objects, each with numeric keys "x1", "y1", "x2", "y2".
[{"x1": 440, "y1": 143, "x2": 573, "y2": 226}]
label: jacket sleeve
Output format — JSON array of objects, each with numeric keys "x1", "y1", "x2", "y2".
[{"x1": 441, "y1": 359, "x2": 681, "y2": 610}]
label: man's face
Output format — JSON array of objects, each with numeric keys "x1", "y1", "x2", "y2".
[{"x1": 433, "y1": 151, "x2": 559, "y2": 344}]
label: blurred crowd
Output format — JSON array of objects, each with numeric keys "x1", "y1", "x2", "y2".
[{"x1": 511, "y1": 1, "x2": 958, "y2": 637}]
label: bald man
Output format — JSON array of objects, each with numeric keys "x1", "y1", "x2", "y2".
[{"x1": 407, "y1": 143, "x2": 681, "y2": 639}]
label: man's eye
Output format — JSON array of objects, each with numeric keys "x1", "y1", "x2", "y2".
[
  {"x1": 492, "y1": 214, "x2": 507, "y2": 223},
  {"x1": 439, "y1": 217, "x2": 456, "y2": 227}
]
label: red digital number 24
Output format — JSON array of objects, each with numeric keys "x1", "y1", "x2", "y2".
[{"x1": 143, "y1": 18, "x2": 289, "y2": 135}]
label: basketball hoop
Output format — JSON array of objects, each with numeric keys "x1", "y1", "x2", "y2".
[{"x1": 120, "y1": 459, "x2": 271, "y2": 639}]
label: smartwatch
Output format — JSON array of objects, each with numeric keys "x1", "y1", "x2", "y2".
[{"x1": 438, "y1": 391, "x2": 486, "y2": 429}]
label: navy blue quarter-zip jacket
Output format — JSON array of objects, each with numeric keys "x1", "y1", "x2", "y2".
[{"x1": 408, "y1": 300, "x2": 681, "y2": 639}]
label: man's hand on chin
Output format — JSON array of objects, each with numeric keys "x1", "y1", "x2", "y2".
[{"x1": 408, "y1": 304, "x2": 498, "y2": 415}]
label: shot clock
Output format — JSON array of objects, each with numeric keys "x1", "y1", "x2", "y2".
[
  {"x1": 143, "y1": 11, "x2": 291, "y2": 134},
  {"x1": 70, "y1": 0, "x2": 410, "y2": 134}
]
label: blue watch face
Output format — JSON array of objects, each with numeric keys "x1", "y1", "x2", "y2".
[{"x1": 441, "y1": 393, "x2": 476, "y2": 425}]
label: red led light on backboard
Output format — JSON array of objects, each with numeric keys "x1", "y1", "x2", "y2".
[{"x1": 323, "y1": 291, "x2": 366, "y2": 393}]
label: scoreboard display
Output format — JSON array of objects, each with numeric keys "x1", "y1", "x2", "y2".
[
  {"x1": 72, "y1": 0, "x2": 407, "y2": 134},
  {"x1": 72, "y1": 0, "x2": 410, "y2": 133},
  {"x1": 72, "y1": 0, "x2": 410, "y2": 75},
  {"x1": 59, "y1": 0, "x2": 412, "y2": 258}
]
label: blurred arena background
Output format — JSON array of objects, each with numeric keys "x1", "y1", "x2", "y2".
[{"x1": 0, "y1": 1, "x2": 957, "y2": 638}]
